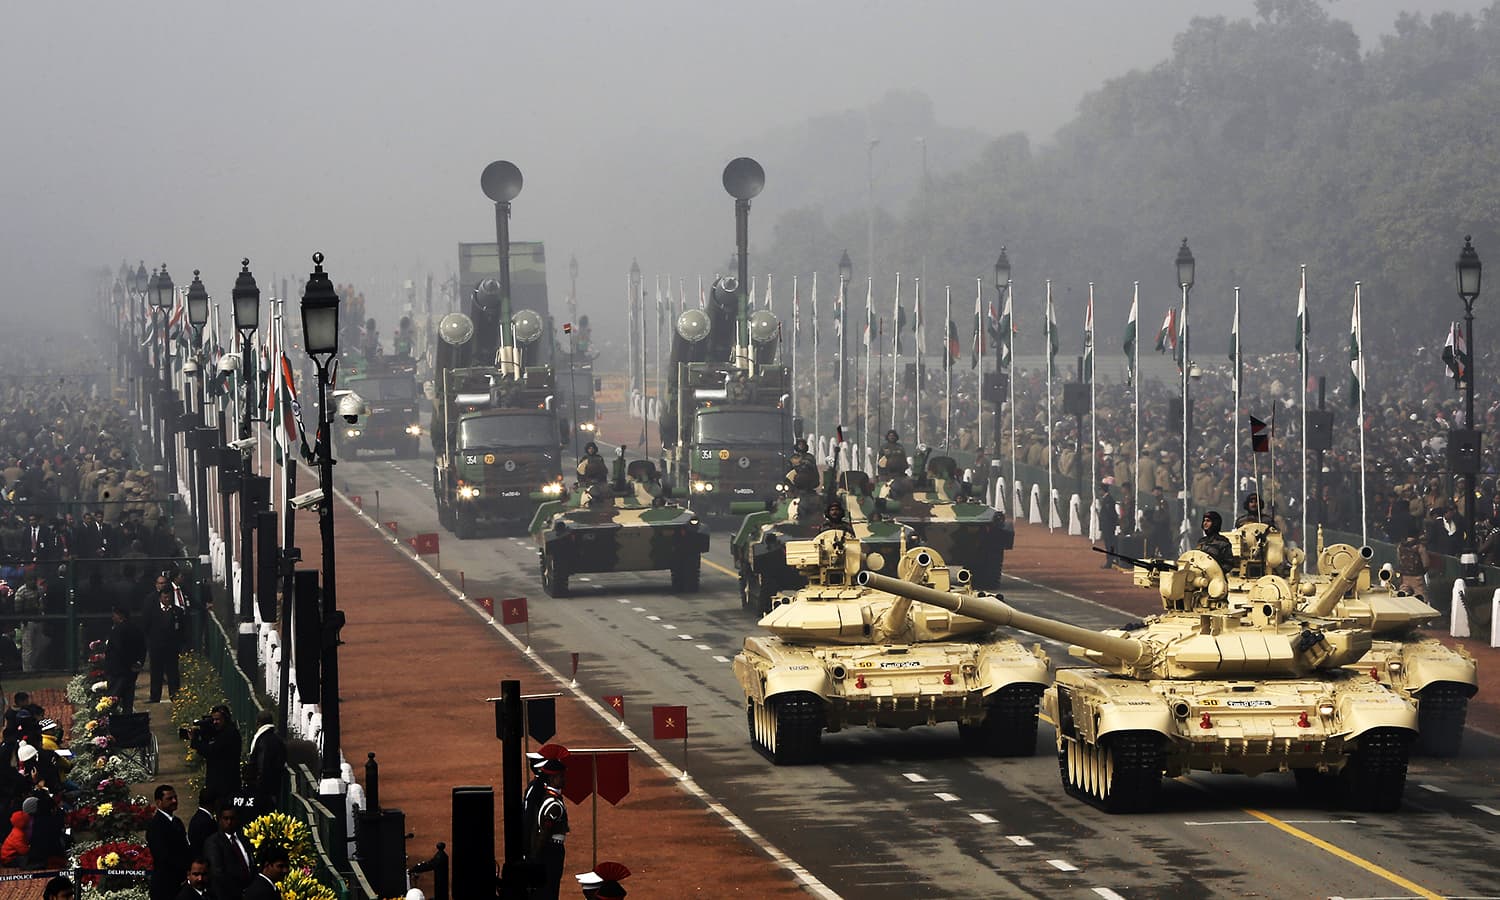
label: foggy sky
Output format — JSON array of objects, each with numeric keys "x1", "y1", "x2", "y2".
[{"x1": 3, "y1": 0, "x2": 1487, "y2": 335}]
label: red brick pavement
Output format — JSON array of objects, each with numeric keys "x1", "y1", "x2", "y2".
[{"x1": 331, "y1": 501, "x2": 807, "y2": 898}]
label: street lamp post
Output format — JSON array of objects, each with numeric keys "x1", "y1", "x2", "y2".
[
  {"x1": 1456, "y1": 236, "x2": 1483, "y2": 580},
  {"x1": 186, "y1": 271, "x2": 211, "y2": 554},
  {"x1": 301, "y1": 252, "x2": 347, "y2": 863},
  {"x1": 153, "y1": 265, "x2": 177, "y2": 499},
  {"x1": 994, "y1": 249, "x2": 1012, "y2": 507},
  {"x1": 131, "y1": 262, "x2": 149, "y2": 417},
  {"x1": 233, "y1": 260, "x2": 260, "y2": 623},
  {"x1": 629, "y1": 259, "x2": 642, "y2": 409},
  {"x1": 1175, "y1": 239, "x2": 1196, "y2": 551},
  {"x1": 838, "y1": 250, "x2": 853, "y2": 454}
]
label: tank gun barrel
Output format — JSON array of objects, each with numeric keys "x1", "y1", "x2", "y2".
[
  {"x1": 856, "y1": 570, "x2": 1149, "y2": 667},
  {"x1": 1303, "y1": 545, "x2": 1373, "y2": 618}
]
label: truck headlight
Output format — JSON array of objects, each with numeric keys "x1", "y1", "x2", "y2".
[
  {"x1": 405, "y1": 424, "x2": 423, "y2": 435},
  {"x1": 458, "y1": 485, "x2": 480, "y2": 499},
  {"x1": 579, "y1": 422, "x2": 597, "y2": 432},
  {"x1": 774, "y1": 482, "x2": 788, "y2": 493},
  {"x1": 691, "y1": 480, "x2": 714, "y2": 493},
  {"x1": 345, "y1": 428, "x2": 362, "y2": 438},
  {"x1": 541, "y1": 482, "x2": 563, "y2": 496}
]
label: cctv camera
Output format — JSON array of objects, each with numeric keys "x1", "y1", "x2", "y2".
[
  {"x1": 181, "y1": 359, "x2": 199, "y2": 375},
  {"x1": 289, "y1": 488, "x2": 325, "y2": 510},
  {"x1": 336, "y1": 392, "x2": 366, "y2": 425},
  {"x1": 218, "y1": 352, "x2": 240, "y2": 374},
  {"x1": 227, "y1": 437, "x2": 256, "y2": 452}
]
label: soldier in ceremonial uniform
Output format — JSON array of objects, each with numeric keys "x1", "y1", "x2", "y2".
[
  {"x1": 526, "y1": 745, "x2": 571, "y2": 900},
  {"x1": 877, "y1": 430, "x2": 907, "y2": 478},
  {"x1": 576, "y1": 442, "x2": 608, "y2": 486},
  {"x1": 1196, "y1": 510, "x2": 1234, "y2": 572}
]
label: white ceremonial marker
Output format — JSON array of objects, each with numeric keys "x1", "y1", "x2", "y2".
[
  {"x1": 934, "y1": 792, "x2": 959, "y2": 802},
  {"x1": 1006, "y1": 835, "x2": 1032, "y2": 846},
  {"x1": 1047, "y1": 860, "x2": 1079, "y2": 872},
  {"x1": 902, "y1": 773, "x2": 928, "y2": 783},
  {"x1": 969, "y1": 813, "x2": 997, "y2": 824}
]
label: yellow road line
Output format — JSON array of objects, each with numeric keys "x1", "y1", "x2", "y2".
[
  {"x1": 1241, "y1": 807, "x2": 1441, "y2": 899},
  {"x1": 703, "y1": 558, "x2": 738, "y2": 580}
]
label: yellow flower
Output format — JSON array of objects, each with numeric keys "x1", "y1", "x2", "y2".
[
  {"x1": 102, "y1": 850, "x2": 120, "y2": 867},
  {"x1": 97, "y1": 802, "x2": 114, "y2": 817},
  {"x1": 84, "y1": 720, "x2": 97, "y2": 733},
  {"x1": 95, "y1": 697, "x2": 114, "y2": 712}
]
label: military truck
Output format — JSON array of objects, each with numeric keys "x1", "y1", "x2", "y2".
[
  {"x1": 431, "y1": 278, "x2": 562, "y2": 539},
  {"x1": 733, "y1": 532, "x2": 1052, "y2": 764},
  {"x1": 659, "y1": 278, "x2": 792, "y2": 517},
  {"x1": 529, "y1": 450, "x2": 709, "y2": 596},
  {"x1": 340, "y1": 355, "x2": 422, "y2": 459}
]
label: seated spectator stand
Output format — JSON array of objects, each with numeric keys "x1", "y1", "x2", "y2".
[{"x1": 108, "y1": 711, "x2": 158, "y2": 776}]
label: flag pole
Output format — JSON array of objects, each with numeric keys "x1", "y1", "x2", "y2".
[
  {"x1": 1232, "y1": 286, "x2": 1241, "y2": 503},
  {"x1": 1355, "y1": 281, "x2": 1367, "y2": 546},
  {"x1": 812, "y1": 272, "x2": 821, "y2": 449},
  {"x1": 1045, "y1": 279, "x2": 1055, "y2": 532},
  {"x1": 976, "y1": 278, "x2": 984, "y2": 453},
  {"x1": 1008, "y1": 278, "x2": 1016, "y2": 514},
  {"x1": 1087, "y1": 282, "x2": 1096, "y2": 504},
  {"x1": 914, "y1": 277, "x2": 923, "y2": 448},
  {"x1": 864, "y1": 277, "x2": 873, "y2": 464},
  {"x1": 891, "y1": 273, "x2": 901, "y2": 436},
  {"x1": 790, "y1": 275, "x2": 799, "y2": 423},
  {"x1": 1299, "y1": 264, "x2": 1308, "y2": 569},
  {"x1": 1132, "y1": 282, "x2": 1140, "y2": 536},
  {"x1": 944, "y1": 284, "x2": 952, "y2": 449}
]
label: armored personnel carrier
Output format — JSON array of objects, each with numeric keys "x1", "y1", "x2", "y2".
[
  {"x1": 731, "y1": 470, "x2": 912, "y2": 616},
  {"x1": 530, "y1": 452, "x2": 710, "y2": 597},
  {"x1": 861, "y1": 544, "x2": 1419, "y2": 813},
  {"x1": 1281, "y1": 528, "x2": 1478, "y2": 757},
  {"x1": 876, "y1": 455, "x2": 1012, "y2": 587},
  {"x1": 732, "y1": 531, "x2": 1052, "y2": 765}
]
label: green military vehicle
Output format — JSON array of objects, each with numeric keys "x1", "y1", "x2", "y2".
[
  {"x1": 875, "y1": 455, "x2": 1013, "y2": 587},
  {"x1": 340, "y1": 355, "x2": 423, "y2": 459},
  {"x1": 660, "y1": 279, "x2": 792, "y2": 517},
  {"x1": 530, "y1": 451, "x2": 709, "y2": 596}
]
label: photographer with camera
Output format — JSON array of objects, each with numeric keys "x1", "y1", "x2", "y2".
[{"x1": 185, "y1": 706, "x2": 241, "y2": 805}]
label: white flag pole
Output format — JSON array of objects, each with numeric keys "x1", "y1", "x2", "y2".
[
  {"x1": 790, "y1": 275, "x2": 799, "y2": 422},
  {"x1": 891, "y1": 273, "x2": 901, "y2": 434},
  {"x1": 944, "y1": 284, "x2": 952, "y2": 449},
  {"x1": 1233, "y1": 286, "x2": 1241, "y2": 503},
  {"x1": 1132, "y1": 282, "x2": 1140, "y2": 536},
  {"x1": 864, "y1": 277, "x2": 874, "y2": 457},
  {"x1": 1008, "y1": 278, "x2": 1016, "y2": 509},
  {"x1": 1045, "y1": 279, "x2": 1055, "y2": 533},
  {"x1": 914, "y1": 277, "x2": 923, "y2": 448},
  {"x1": 812, "y1": 272, "x2": 821, "y2": 447},
  {"x1": 1088, "y1": 282, "x2": 1096, "y2": 502},
  {"x1": 1355, "y1": 281, "x2": 1367, "y2": 546},
  {"x1": 975, "y1": 278, "x2": 984, "y2": 452},
  {"x1": 1300, "y1": 264, "x2": 1309, "y2": 568}
]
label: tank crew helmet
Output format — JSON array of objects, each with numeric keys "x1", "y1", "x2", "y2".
[
  {"x1": 583, "y1": 442, "x2": 599, "y2": 456},
  {"x1": 794, "y1": 438, "x2": 809, "y2": 453},
  {"x1": 1243, "y1": 492, "x2": 1261, "y2": 510},
  {"x1": 885, "y1": 430, "x2": 899, "y2": 443},
  {"x1": 825, "y1": 500, "x2": 846, "y2": 519},
  {"x1": 1202, "y1": 510, "x2": 1223, "y2": 533}
]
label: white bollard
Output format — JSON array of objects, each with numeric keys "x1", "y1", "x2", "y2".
[
  {"x1": 993, "y1": 477, "x2": 1007, "y2": 515},
  {"x1": 1028, "y1": 484, "x2": 1043, "y2": 524},
  {"x1": 1086, "y1": 498, "x2": 1100, "y2": 541},
  {"x1": 1013, "y1": 480, "x2": 1024, "y2": 519},
  {"x1": 1067, "y1": 495, "x2": 1083, "y2": 536},
  {"x1": 1049, "y1": 489, "x2": 1063, "y2": 530},
  {"x1": 1451, "y1": 579, "x2": 1471, "y2": 638},
  {"x1": 1490, "y1": 586, "x2": 1500, "y2": 648}
]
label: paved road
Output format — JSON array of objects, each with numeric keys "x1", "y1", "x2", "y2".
[{"x1": 335, "y1": 447, "x2": 1500, "y2": 899}]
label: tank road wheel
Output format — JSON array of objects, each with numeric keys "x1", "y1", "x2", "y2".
[
  {"x1": 1415, "y1": 684, "x2": 1472, "y2": 757},
  {"x1": 971, "y1": 684, "x2": 1045, "y2": 757},
  {"x1": 1339, "y1": 728, "x2": 1413, "y2": 812},
  {"x1": 541, "y1": 549, "x2": 570, "y2": 598},
  {"x1": 765, "y1": 692, "x2": 823, "y2": 766},
  {"x1": 670, "y1": 558, "x2": 702, "y2": 594},
  {"x1": 1060, "y1": 732, "x2": 1163, "y2": 813}
]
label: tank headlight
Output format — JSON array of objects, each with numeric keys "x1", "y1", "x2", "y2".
[
  {"x1": 541, "y1": 482, "x2": 563, "y2": 496},
  {"x1": 1387, "y1": 661, "x2": 1404, "y2": 675},
  {"x1": 775, "y1": 482, "x2": 788, "y2": 493},
  {"x1": 579, "y1": 422, "x2": 597, "y2": 432},
  {"x1": 1318, "y1": 703, "x2": 1336, "y2": 717},
  {"x1": 345, "y1": 428, "x2": 362, "y2": 438},
  {"x1": 405, "y1": 424, "x2": 423, "y2": 435}
]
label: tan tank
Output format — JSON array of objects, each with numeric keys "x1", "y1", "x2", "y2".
[
  {"x1": 860, "y1": 544, "x2": 1420, "y2": 813},
  {"x1": 731, "y1": 531, "x2": 1052, "y2": 765},
  {"x1": 1275, "y1": 527, "x2": 1478, "y2": 757}
]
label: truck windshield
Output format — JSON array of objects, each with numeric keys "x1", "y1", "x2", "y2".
[
  {"x1": 348, "y1": 377, "x2": 416, "y2": 402},
  {"x1": 460, "y1": 413, "x2": 556, "y2": 449},
  {"x1": 695, "y1": 410, "x2": 786, "y2": 445}
]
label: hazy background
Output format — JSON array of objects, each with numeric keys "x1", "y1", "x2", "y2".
[{"x1": 2, "y1": 0, "x2": 1488, "y2": 337}]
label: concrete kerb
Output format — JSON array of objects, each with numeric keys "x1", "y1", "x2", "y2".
[{"x1": 326, "y1": 479, "x2": 842, "y2": 900}]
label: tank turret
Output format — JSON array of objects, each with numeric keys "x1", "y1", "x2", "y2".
[
  {"x1": 858, "y1": 555, "x2": 1418, "y2": 814},
  {"x1": 732, "y1": 532, "x2": 1052, "y2": 764}
]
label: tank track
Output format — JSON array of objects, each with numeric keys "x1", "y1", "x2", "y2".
[
  {"x1": 974, "y1": 684, "x2": 1044, "y2": 757},
  {"x1": 1058, "y1": 731, "x2": 1165, "y2": 813},
  {"x1": 1414, "y1": 683, "x2": 1471, "y2": 757},
  {"x1": 1339, "y1": 727, "x2": 1412, "y2": 812},
  {"x1": 748, "y1": 692, "x2": 824, "y2": 766}
]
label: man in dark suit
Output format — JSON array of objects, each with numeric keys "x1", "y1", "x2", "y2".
[
  {"x1": 187, "y1": 791, "x2": 218, "y2": 861},
  {"x1": 146, "y1": 785, "x2": 190, "y2": 900},
  {"x1": 175, "y1": 859, "x2": 209, "y2": 900},
  {"x1": 104, "y1": 605, "x2": 146, "y2": 713},
  {"x1": 189, "y1": 707, "x2": 242, "y2": 807},
  {"x1": 203, "y1": 805, "x2": 254, "y2": 900},
  {"x1": 242, "y1": 843, "x2": 290, "y2": 900},
  {"x1": 25, "y1": 513, "x2": 57, "y2": 563},
  {"x1": 142, "y1": 585, "x2": 183, "y2": 703},
  {"x1": 244, "y1": 710, "x2": 286, "y2": 818}
]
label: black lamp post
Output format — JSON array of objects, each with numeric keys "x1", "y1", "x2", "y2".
[
  {"x1": 153, "y1": 265, "x2": 177, "y2": 498},
  {"x1": 301, "y1": 253, "x2": 348, "y2": 864},
  {"x1": 1456, "y1": 236, "x2": 1483, "y2": 579},
  {"x1": 186, "y1": 271, "x2": 211, "y2": 553},
  {"x1": 232, "y1": 260, "x2": 261, "y2": 623},
  {"x1": 568, "y1": 255, "x2": 580, "y2": 459},
  {"x1": 837, "y1": 250, "x2": 853, "y2": 447},
  {"x1": 993, "y1": 248, "x2": 1011, "y2": 492},
  {"x1": 1175, "y1": 239, "x2": 1196, "y2": 550}
]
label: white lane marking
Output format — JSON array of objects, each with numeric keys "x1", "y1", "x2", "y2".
[
  {"x1": 695, "y1": 644, "x2": 712, "y2": 650},
  {"x1": 578, "y1": 577, "x2": 592, "y2": 582},
  {"x1": 1047, "y1": 859, "x2": 1078, "y2": 872},
  {"x1": 902, "y1": 773, "x2": 928, "y2": 783},
  {"x1": 678, "y1": 634, "x2": 694, "y2": 640},
  {"x1": 1092, "y1": 889, "x2": 1127, "y2": 900},
  {"x1": 632, "y1": 607, "x2": 646, "y2": 612},
  {"x1": 662, "y1": 623, "x2": 677, "y2": 630},
  {"x1": 646, "y1": 615, "x2": 661, "y2": 621},
  {"x1": 1419, "y1": 784, "x2": 1447, "y2": 793},
  {"x1": 713, "y1": 655, "x2": 731, "y2": 663},
  {"x1": 1476, "y1": 805, "x2": 1500, "y2": 816},
  {"x1": 1006, "y1": 835, "x2": 1032, "y2": 847},
  {"x1": 969, "y1": 813, "x2": 997, "y2": 824},
  {"x1": 616, "y1": 599, "x2": 630, "y2": 604},
  {"x1": 934, "y1": 792, "x2": 959, "y2": 803}
]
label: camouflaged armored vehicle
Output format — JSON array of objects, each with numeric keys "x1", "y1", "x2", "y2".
[
  {"x1": 875, "y1": 455, "x2": 1012, "y2": 587},
  {"x1": 732, "y1": 531, "x2": 1052, "y2": 765},
  {"x1": 530, "y1": 456, "x2": 710, "y2": 597},
  {"x1": 731, "y1": 471, "x2": 913, "y2": 616},
  {"x1": 1225, "y1": 524, "x2": 1478, "y2": 757},
  {"x1": 863, "y1": 544, "x2": 1419, "y2": 813}
]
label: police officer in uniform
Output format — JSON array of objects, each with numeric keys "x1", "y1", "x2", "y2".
[
  {"x1": 877, "y1": 430, "x2": 907, "y2": 478},
  {"x1": 577, "y1": 442, "x2": 608, "y2": 486},
  {"x1": 526, "y1": 749, "x2": 570, "y2": 900}
]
